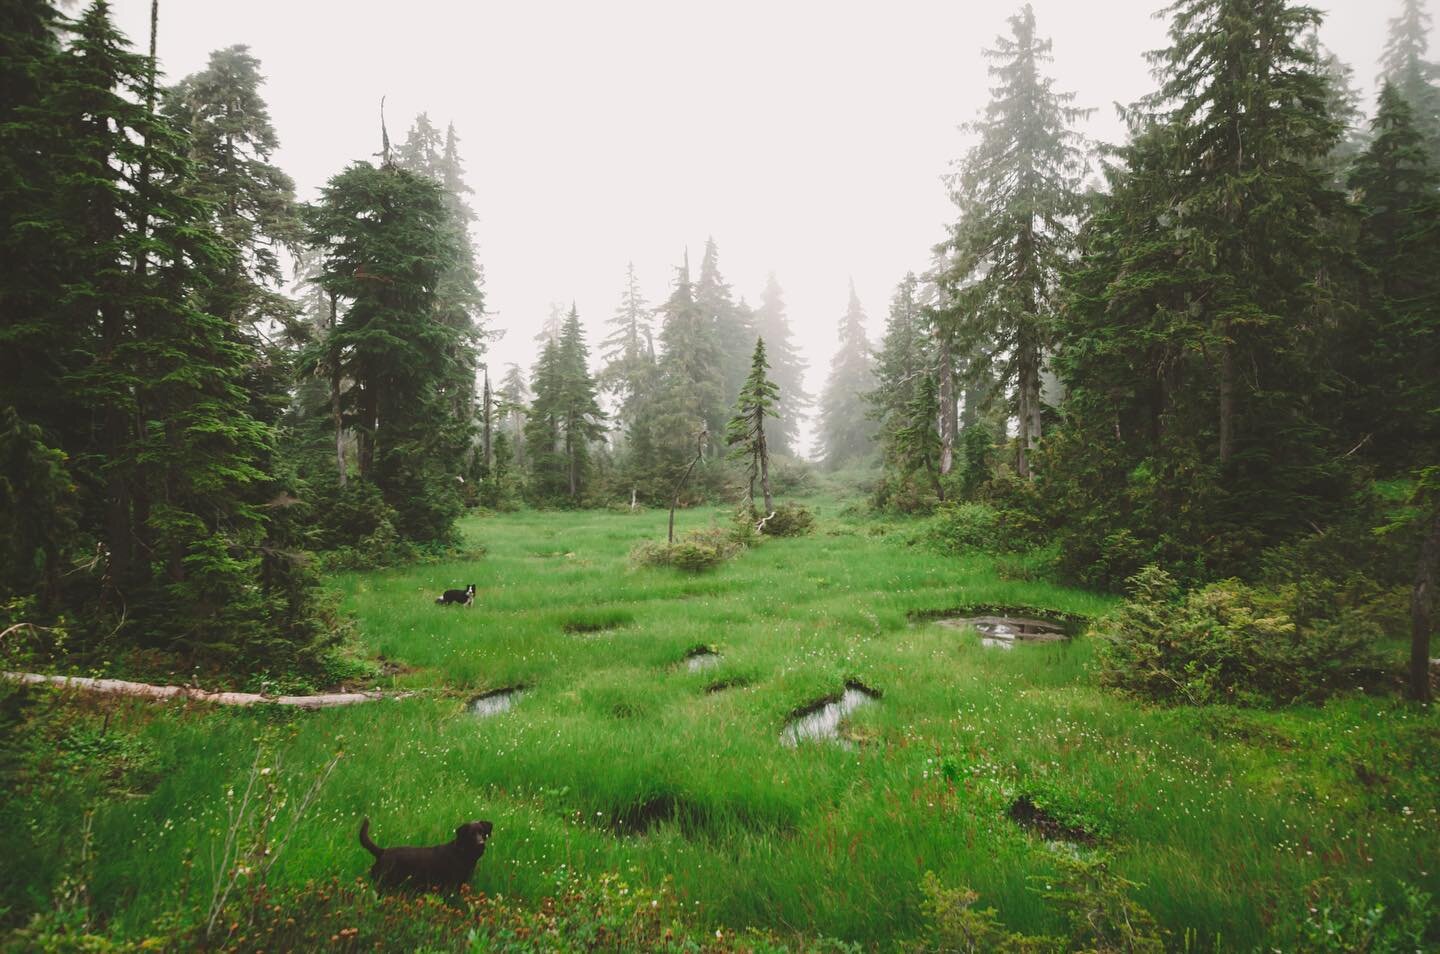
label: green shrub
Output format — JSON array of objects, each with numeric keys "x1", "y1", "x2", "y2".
[
  {"x1": 1095, "y1": 566, "x2": 1387, "y2": 707},
  {"x1": 631, "y1": 527, "x2": 742, "y2": 572},
  {"x1": 1267, "y1": 877, "x2": 1432, "y2": 954},
  {"x1": 909, "y1": 854, "x2": 1165, "y2": 953},
  {"x1": 923, "y1": 502, "x2": 1000, "y2": 554},
  {"x1": 761, "y1": 502, "x2": 815, "y2": 537}
]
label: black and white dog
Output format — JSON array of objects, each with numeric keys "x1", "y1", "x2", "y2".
[{"x1": 435, "y1": 584, "x2": 476, "y2": 607}]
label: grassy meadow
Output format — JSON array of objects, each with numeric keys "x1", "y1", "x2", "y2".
[{"x1": 5, "y1": 499, "x2": 1438, "y2": 949}]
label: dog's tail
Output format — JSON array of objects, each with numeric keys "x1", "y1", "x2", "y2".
[{"x1": 359, "y1": 817, "x2": 382, "y2": 858}]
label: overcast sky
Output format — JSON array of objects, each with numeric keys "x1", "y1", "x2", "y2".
[{"x1": 111, "y1": 0, "x2": 1408, "y2": 455}]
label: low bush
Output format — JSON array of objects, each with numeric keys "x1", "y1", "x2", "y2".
[
  {"x1": 922, "y1": 502, "x2": 1000, "y2": 554},
  {"x1": 909, "y1": 854, "x2": 1165, "y2": 954},
  {"x1": 631, "y1": 527, "x2": 742, "y2": 573},
  {"x1": 761, "y1": 501, "x2": 815, "y2": 537},
  {"x1": 1094, "y1": 566, "x2": 1387, "y2": 707}
]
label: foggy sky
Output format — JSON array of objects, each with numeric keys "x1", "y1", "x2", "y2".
[{"x1": 111, "y1": 0, "x2": 1402, "y2": 455}]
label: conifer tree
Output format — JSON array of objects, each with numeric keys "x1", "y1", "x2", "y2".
[
  {"x1": 306, "y1": 155, "x2": 471, "y2": 542},
  {"x1": 524, "y1": 338, "x2": 565, "y2": 501},
  {"x1": 163, "y1": 44, "x2": 303, "y2": 424},
  {"x1": 643, "y1": 254, "x2": 727, "y2": 494},
  {"x1": 1046, "y1": 0, "x2": 1349, "y2": 585},
  {"x1": 1344, "y1": 83, "x2": 1440, "y2": 468},
  {"x1": 893, "y1": 373, "x2": 945, "y2": 503},
  {"x1": 1380, "y1": 0, "x2": 1440, "y2": 164},
  {"x1": 868, "y1": 273, "x2": 934, "y2": 501},
  {"x1": 556, "y1": 305, "x2": 606, "y2": 501},
  {"x1": 938, "y1": 3, "x2": 1089, "y2": 478},
  {"x1": 751, "y1": 274, "x2": 811, "y2": 456},
  {"x1": 598, "y1": 262, "x2": 656, "y2": 445},
  {"x1": 0, "y1": 1, "x2": 331, "y2": 662},
  {"x1": 817, "y1": 283, "x2": 876, "y2": 470},
  {"x1": 727, "y1": 338, "x2": 780, "y2": 514},
  {"x1": 497, "y1": 363, "x2": 530, "y2": 468},
  {"x1": 695, "y1": 236, "x2": 754, "y2": 417}
]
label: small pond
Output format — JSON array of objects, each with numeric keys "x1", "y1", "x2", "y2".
[
  {"x1": 468, "y1": 687, "x2": 524, "y2": 717},
  {"x1": 935, "y1": 614, "x2": 1069, "y2": 648},
  {"x1": 781, "y1": 683, "x2": 880, "y2": 747}
]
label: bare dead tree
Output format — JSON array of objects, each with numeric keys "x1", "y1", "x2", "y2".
[{"x1": 667, "y1": 427, "x2": 707, "y2": 544}]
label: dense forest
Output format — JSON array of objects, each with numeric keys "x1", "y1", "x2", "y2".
[{"x1": 2, "y1": 0, "x2": 1438, "y2": 950}]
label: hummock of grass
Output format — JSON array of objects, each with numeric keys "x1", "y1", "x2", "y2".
[{"x1": 9, "y1": 499, "x2": 1437, "y2": 948}]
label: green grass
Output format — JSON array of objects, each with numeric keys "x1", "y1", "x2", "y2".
[{"x1": 6, "y1": 499, "x2": 1438, "y2": 949}]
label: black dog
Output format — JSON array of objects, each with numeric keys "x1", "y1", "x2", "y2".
[
  {"x1": 435, "y1": 584, "x2": 476, "y2": 607},
  {"x1": 358, "y1": 817, "x2": 493, "y2": 891}
]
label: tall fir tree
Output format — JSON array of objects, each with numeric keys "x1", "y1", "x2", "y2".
[
  {"x1": 598, "y1": 262, "x2": 657, "y2": 446},
  {"x1": 1343, "y1": 83, "x2": 1440, "y2": 469},
  {"x1": 695, "y1": 236, "x2": 754, "y2": 419},
  {"x1": 556, "y1": 305, "x2": 606, "y2": 502},
  {"x1": 1045, "y1": 0, "x2": 1349, "y2": 586},
  {"x1": 524, "y1": 337, "x2": 565, "y2": 502},
  {"x1": 162, "y1": 44, "x2": 303, "y2": 426},
  {"x1": 0, "y1": 1, "x2": 331, "y2": 663},
  {"x1": 395, "y1": 114, "x2": 486, "y2": 432},
  {"x1": 937, "y1": 3, "x2": 1089, "y2": 478},
  {"x1": 817, "y1": 282, "x2": 877, "y2": 470},
  {"x1": 305, "y1": 152, "x2": 472, "y2": 543},
  {"x1": 751, "y1": 274, "x2": 811, "y2": 456},
  {"x1": 1379, "y1": 0, "x2": 1440, "y2": 165},
  {"x1": 868, "y1": 273, "x2": 936, "y2": 504},
  {"x1": 497, "y1": 362, "x2": 530, "y2": 469},
  {"x1": 727, "y1": 338, "x2": 780, "y2": 514},
  {"x1": 640, "y1": 253, "x2": 726, "y2": 497}
]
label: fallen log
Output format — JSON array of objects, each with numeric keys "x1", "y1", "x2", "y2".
[{"x1": 2, "y1": 671, "x2": 409, "y2": 709}]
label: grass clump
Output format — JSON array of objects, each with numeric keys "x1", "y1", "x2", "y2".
[
  {"x1": 1095, "y1": 565, "x2": 1386, "y2": 706},
  {"x1": 631, "y1": 526, "x2": 743, "y2": 572},
  {"x1": 760, "y1": 501, "x2": 815, "y2": 537}
]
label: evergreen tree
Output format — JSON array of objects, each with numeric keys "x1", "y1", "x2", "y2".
[
  {"x1": 817, "y1": 283, "x2": 876, "y2": 470},
  {"x1": 937, "y1": 3, "x2": 1090, "y2": 478},
  {"x1": 893, "y1": 373, "x2": 945, "y2": 503},
  {"x1": 1046, "y1": 0, "x2": 1349, "y2": 585},
  {"x1": 305, "y1": 155, "x2": 471, "y2": 542},
  {"x1": 0, "y1": 2, "x2": 330, "y2": 663},
  {"x1": 1380, "y1": 0, "x2": 1440, "y2": 164},
  {"x1": 396, "y1": 115, "x2": 486, "y2": 430},
  {"x1": 639, "y1": 254, "x2": 726, "y2": 498},
  {"x1": 751, "y1": 274, "x2": 811, "y2": 456},
  {"x1": 1304, "y1": 33, "x2": 1368, "y2": 186},
  {"x1": 868, "y1": 273, "x2": 933, "y2": 500},
  {"x1": 497, "y1": 362, "x2": 530, "y2": 468},
  {"x1": 1344, "y1": 83, "x2": 1440, "y2": 468},
  {"x1": 598, "y1": 262, "x2": 657, "y2": 445},
  {"x1": 556, "y1": 305, "x2": 606, "y2": 502},
  {"x1": 727, "y1": 338, "x2": 780, "y2": 514},
  {"x1": 163, "y1": 44, "x2": 303, "y2": 426},
  {"x1": 524, "y1": 337, "x2": 565, "y2": 501},
  {"x1": 695, "y1": 236, "x2": 754, "y2": 419}
]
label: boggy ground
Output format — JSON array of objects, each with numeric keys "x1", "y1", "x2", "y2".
[{"x1": 4, "y1": 499, "x2": 1437, "y2": 949}]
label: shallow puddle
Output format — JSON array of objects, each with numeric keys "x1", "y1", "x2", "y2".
[
  {"x1": 781, "y1": 683, "x2": 879, "y2": 747},
  {"x1": 937, "y1": 615, "x2": 1068, "y2": 647},
  {"x1": 685, "y1": 647, "x2": 721, "y2": 672},
  {"x1": 468, "y1": 687, "x2": 523, "y2": 717}
]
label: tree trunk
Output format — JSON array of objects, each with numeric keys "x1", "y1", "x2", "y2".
[
  {"x1": 1016, "y1": 345, "x2": 1041, "y2": 479},
  {"x1": 1410, "y1": 506, "x2": 1440, "y2": 703},
  {"x1": 758, "y1": 426, "x2": 774, "y2": 516},
  {"x1": 1219, "y1": 331, "x2": 1236, "y2": 464},
  {"x1": 328, "y1": 292, "x2": 346, "y2": 487},
  {"x1": 938, "y1": 341, "x2": 956, "y2": 476},
  {"x1": 667, "y1": 429, "x2": 706, "y2": 544},
  {"x1": 482, "y1": 368, "x2": 492, "y2": 472}
]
